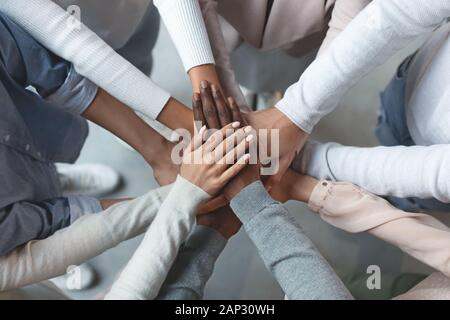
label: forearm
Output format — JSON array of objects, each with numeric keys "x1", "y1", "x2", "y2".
[
  {"x1": 230, "y1": 181, "x2": 352, "y2": 300},
  {"x1": 154, "y1": 0, "x2": 215, "y2": 73},
  {"x1": 309, "y1": 181, "x2": 450, "y2": 277},
  {"x1": 197, "y1": 0, "x2": 247, "y2": 108},
  {"x1": 82, "y1": 89, "x2": 176, "y2": 163},
  {"x1": 157, "y1": 225, "x2": 227, "y2": 300},
  {"x1": 276, "y1": 0, "x2": 450, "y2": 133},
  {"x1": 0, "y1": 185, "x2": 171, "y2": 291},
  {"x1": 105, "y1": 176, "x2": 209, "y2": 300},
  {"x1": 0, "y1": 0, "x2": 172, "y2": 120},
  {"x1": 295, "y1": 142, "x2": 450, "y2": 203}
]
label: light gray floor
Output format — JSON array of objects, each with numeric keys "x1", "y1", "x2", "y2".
[{"x1": 64, "y1": 25, "x2": 450, "y2": 300}]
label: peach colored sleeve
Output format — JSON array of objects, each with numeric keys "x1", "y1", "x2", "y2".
[{"x1": 309, "y1": 181, "x2": 450, "y2": 278}]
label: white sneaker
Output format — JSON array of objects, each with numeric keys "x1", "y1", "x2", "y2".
[
  {"x1": 50, "y1": 263, "x2": 97, "y2": 291},
  {"x1": 57, "y1": 163, "x2": 121, "y2": 197}
]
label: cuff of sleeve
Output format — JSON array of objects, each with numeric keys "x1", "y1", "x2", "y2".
[
  {"x1": 308, "y1": 180, "x2": 333, "y2": 213},
  {"x1": 166, "y1": 175, "x2": 210, "y2": 213},
  {"x1": 230, "y1": 180, "x2": 276, "y2": 224},
  {"x1": 45, "y1": 65, "x2": 98, "y2": 115},
  {"x1": 155, "y1": 0, "x2": 215, "y2": 72},
  {"x1": 275, "y1": 100, "x2": 314, "y2": 134},
  {"x1": 67, "y1": 195, "x2": 103, "y2": 224}
]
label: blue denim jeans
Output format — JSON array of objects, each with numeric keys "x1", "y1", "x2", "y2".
[{"x1": 376, "y1": 54, "x2": 450, "y2": 213}]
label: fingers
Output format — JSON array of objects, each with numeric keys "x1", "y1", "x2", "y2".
[
  {"x1": 228, "y1": 97, "x2": 247, "y2": 125},
  {"x1": 211, "y1": 85, "x2": 232, "y2": 127},
  {"x1": 220, "y1": 153, "x2": 251, "y2": 183},
  {"x1": 193, "y1": 93, "x2": 206, "y2": 130},
  {"x1": 212, "y1": 125, "x2": 250, "y2": 161},
  {"x1": 188, "y1": 124, "x2": 207, "y2": 152},
  {"x1": 204, "y1": 121, "x2": 241, "y2": 152},
  {"x1": 200, "y1": 81, "x2": 220, "y2": 129},
  {"x1": 220, "y1": 132, "x2": 255, "y2": 165}
]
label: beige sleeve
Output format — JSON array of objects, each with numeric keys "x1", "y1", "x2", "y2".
[
  {"x1": 0, "y1": 185, "x2": 171, "y2": 291},
  {"x1": 318, "y1": 0, "x2": 371, "y2": 55},
  {"x1": 309, "y1": 181, "x2": 450, "y2": 278},
  {"x1": 198, "y1": 0, "x2": 248, "y2": 110}
]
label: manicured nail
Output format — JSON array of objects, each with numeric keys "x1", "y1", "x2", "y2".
[
  {"x1": 243, "y1": 154, "x2": 251, "y2": 163},
  {"x1": 199, "y1": 125, "x2": 206, "y2": 135},
  {"x1": 193, "y1": 92, "x2": 201, "y2": 101},
  {"x1": 244, "y1": 126, "x2": 252, "y2": 133},
  {"x1": 246, "y1": 135, "x2": 254, "y2": 142},
  {"x1": 232, "y1": 121, "x2": 240, "y2": 128},
  {"x1": 201, "y1": 80, "x2": 208, "y2": 89}
]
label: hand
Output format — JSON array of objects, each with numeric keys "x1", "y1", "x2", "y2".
[
  {"x1": 197, "y1": 206, "x2": 242, "y2": 240},
  {"x1": 181, "y1": 122, "x2": 254, "y2": 196},
  {"x1": 244, "y1": 107, "x2": 309, "y2": 190},
  {"x1": 269, "y1": 169, "x2": 319, "y2": 203},
  {"x1": 193, "y1": 81, "x2": 246, "y2": 130}
]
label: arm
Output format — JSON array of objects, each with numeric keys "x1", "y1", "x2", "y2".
[
  {"x1": 156, "y1": 225, "x2": 227, "y2": 300},
  {"x1": 0, "y1": 196, "x2": 100, "y2": 257},
  {"x1": 308, "y1": 180, "x2": 450, "y2": 278},
  {"x1": 272, "y1": 169, "x2": 450, "y2": 278},
  {"x1": 230, "y1": 181, "x2": 352, "y2": 300},
  {"x1": 105, "y1": 176, "x2": 210, "y2": 300},
  {"x1": 295, "y1": 141, "x2": 450, "y2": 203},
  {"x1": 105, "y1": 124, "x2": 253, "y2": 300},
  {"x1": 318, "y1": 0, "x2": 371, "y2": 54},
  {"x1": 276, "y1": 0, "x2": 450, "y2": 133},
  {"x1": 0, "y1": 185, "x2": 172, "y2": 291},
  {"x1": 0, "y1": 0, "x2": 192, "y2": 130},
  {"x1": 196, "y1": 0, "x2": 247, "y2": 108},
  {"x1": 157, "y1": 205, "x2": 240, "y2": 300}
]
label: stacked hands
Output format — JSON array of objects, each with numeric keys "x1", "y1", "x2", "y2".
[{"x1": 178, "y1": 81, "x2": 318, "y2": 239}]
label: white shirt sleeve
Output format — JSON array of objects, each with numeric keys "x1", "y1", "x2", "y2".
[
  {"x1": 154, "y1": 0, "x2": 215, "y2": 72},
  {"x1": 0, "y1": 0, "x2": 171, "y2": 120},
  {"x1": 276, "y1": 0, "x2": 450, "y2": 133},
  {"x1": 105, "y1": 175, "x2": 210, "y2": 300}
]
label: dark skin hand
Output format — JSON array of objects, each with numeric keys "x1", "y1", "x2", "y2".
[
  {"x1": 194, "y1": 81, "x2": 250, "y2": 214},
  {"x1": 197, "y1": 205, "x2": 241, "y2": 240}
]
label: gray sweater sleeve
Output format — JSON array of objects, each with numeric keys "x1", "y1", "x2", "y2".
[
  {"x1": 157, "y1": 225, "x2": 227, "y2": 300},
  {"x1": 230, "y1": 181, "x2": 353, "y2": 300}
]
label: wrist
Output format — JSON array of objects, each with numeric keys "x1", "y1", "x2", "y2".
[
  {"x1": 157, "y1": 98, "x2": 193, "y2": 132},
  {"x1": 189, "y1": 64, "x2": 222, "y2": 93}
]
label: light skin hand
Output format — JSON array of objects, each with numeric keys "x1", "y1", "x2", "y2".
[
  {"x1": 244, "y1": 107, "x2": 309, "y2": 190},
  {"x1": 181, "y1": 122, "x2": 254, "y2": 196},
  {"x1": 269, "y1": 169, "x2": 319, "y2": 204}
]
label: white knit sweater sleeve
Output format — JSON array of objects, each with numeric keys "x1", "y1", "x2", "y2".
[
  {"x1": 0, "y1": 0, "x2": 171, "y2": 120},
  {"x1": 276, "y1": 0, "x2": 450, "y2": 133},
  {"x1": 105, "y1": 175, "x2": 210, "y2": 300},
  {"x1": 154, "y1": 0, "x2": 215, "y2": 72},
  {"x1": 0, "y1": 185, "x2": 172, "y2": 292}
]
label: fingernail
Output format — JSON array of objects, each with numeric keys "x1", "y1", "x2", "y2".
[
  {"x1": 246, "y1": 135, "x2": 254, "y2": 142},
  {"x1": 244, "y1": 126, "x2": 252, "y2": 133},
  {"x1": 243, "y1": 154, "x2": 251, "y2": 162},
  {"x1": 232, "y1": 121, "x2": 240, "y2": 128},
  {"x1": 199, "y1": 125, "x2": 206, "y2": 135},
  {"x1": 201, "y1": 80, "x2": 208, "y2": 89},
  {"x1": 193, "y1": 92, "x2": 201, "y2": 101}
]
